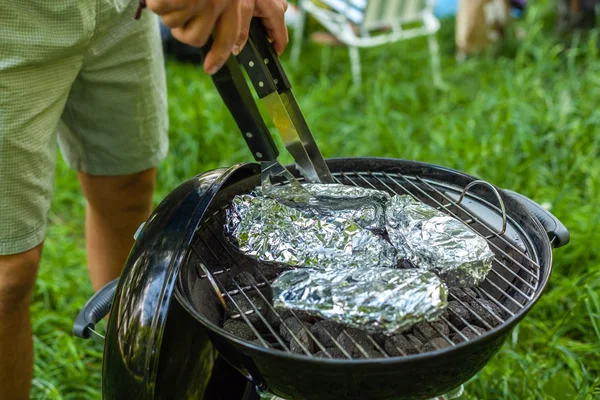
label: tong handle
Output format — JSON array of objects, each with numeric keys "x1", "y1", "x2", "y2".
[
  {"x1": 236, "y1": 36, "x2": 278, "y2": 98},
  {"x1": 248, "y1": 19, "x2": 292, "y2": 92},
  {"x1": 236, "y1": 20, "x2": 291, "y2": 98},
  {"x1": 198, "y1": 39, "x2": 279, "y2": 161}
]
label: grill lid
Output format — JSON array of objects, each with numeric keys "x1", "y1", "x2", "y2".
[{"x1": 102, "y1": 163, "x2": 259, "y2": 399}]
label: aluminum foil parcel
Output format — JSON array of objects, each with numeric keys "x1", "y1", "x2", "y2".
[
  {"x1": 261, "y1": 183, "x2": 390, "y2": 231},
  {"x1": 272, "y1": 266, "x2": 448, "y2": 335},
  {"x1": 386, "y1": 195, "x2": 494, "y2": 288},
  {"x1": 225, "y1": 192, "x2": 397, "y2": 270}
]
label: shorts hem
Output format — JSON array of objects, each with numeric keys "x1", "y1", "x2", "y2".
[
  {"x1": 0, "y1": 225, "x2": 46, "y2": 255},
  {"x1": 67, "y1": 142, "x2": 169, "y2": 176}
]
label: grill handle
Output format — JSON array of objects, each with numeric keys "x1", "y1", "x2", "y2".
[
  {"x1": 504, "y1": 190, "x2": 570, "y2": 248},
  {"x1": 73, "y1": 278, "x2": 119, "y2": 342}
]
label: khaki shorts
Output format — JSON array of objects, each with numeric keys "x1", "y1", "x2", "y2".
[{"x1": 0, "y1": 0, "x2": 169, "y2": 255}]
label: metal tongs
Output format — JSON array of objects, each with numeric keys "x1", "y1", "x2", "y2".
[{"x1": 198, "y1": 19, "x2": 334, "y2": 186}]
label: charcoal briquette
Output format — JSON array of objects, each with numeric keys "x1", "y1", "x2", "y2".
[
  {"x1": 226, "y1": 292, "x2": 267, "y2": 324},
  {"x1": 289, "y1": 329, "x2": 316, "y2": 354},
  {"x1": 446, "y1": 300, "x2": 471, "y2": 329},
  {"x1": 278, "y1": 309, "x2": 313, "y2": 321},
  {"x1": 323, "y1": 347, "x2": 348, "y2": 359},
  {"x1": 372, "y1": 332, "x2": 387, "y2": 347},
  {"x1": 463, "y1": 325, "x2": 486, "y2": 336},
  {"x1": 421, "y1": 337, "x2": 452, "y2": 353},
  {"x1": 453, "y1": 325, "x2": 485, "y2": 343},
  {"x1": 384, "y1": 334, "x2": 422, "y2": 356},
  {"x1": 336, "y1": 328, "x2": 374, "y2": 357},
  {"x1": 223, "y1": 319, "x2": 256, "y2": 341},
  {"x1": 278, "y1": 309, "x2": 294, "y2": 320},
  {"x1": 233, "y1": 271, "x2": 257, "y2": 288},
  {"x1": 264, "y1": 308, "x2": 282, "y2": 329},
  {"x1": 356, "y1": 347, "x2": 384, "y2": 359},
  {"x1": 412, "y1": 321, "x2": 450, "y2": 342},
  {"x1": 468, "y1": 299, "x2": 505, "y2": 328},
  {"x1": 310, "y1": 320, "x2": 344, "y2": 348},
  {"x1": 449, "y1": 287, "x2": 478, "y2": 302},
  {"x1": 280, "y1": 317, "x2": 310, "y2": 342}
]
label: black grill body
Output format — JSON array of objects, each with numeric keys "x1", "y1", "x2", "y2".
[{"x1": 100, "y1": 158, "x2": 564, "y2": 400}]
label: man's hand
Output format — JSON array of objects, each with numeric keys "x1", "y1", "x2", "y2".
[
  {"x1": 234, "y1": 0, "x2": 288, "y2": 57},
  {"x1": 147, "y1": 0, "x2": 288, "y2": 75}
]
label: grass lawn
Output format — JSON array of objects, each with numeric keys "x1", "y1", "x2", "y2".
[{"x1": 31, "y1": 1, "x2": 600, "y2": 399}]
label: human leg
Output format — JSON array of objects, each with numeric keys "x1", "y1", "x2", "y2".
[
  {"x1": 78, "y1": 169, "x2": 156, "y2": 291},
  {"x1": 0, "y1": 245, "x2": 43, "y2": 400},
  {"x1": 58, "y1": 0, "x2": 168, "y2": 290},
  {"x1": 0, "y1": 2, "x2": 90, "y2": 396}
]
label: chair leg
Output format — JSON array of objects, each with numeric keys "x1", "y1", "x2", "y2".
[
  {"x1": 290, "y1": 3, "x2": 308, "y2": 65},
  {"x1": 427, "y1": 33, "x2": 446, "y2": 89},
  {"x1": 348, "y1": 46, "x2": 362, "y2": 87}
]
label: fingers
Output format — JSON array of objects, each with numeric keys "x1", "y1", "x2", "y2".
[
  {"x1": 254, "y1": 0, "x2": 289, "y2": 55},
  {"x1": 160, "y1": 8, "x2": 197, "y2": 28},
  {"x1": 234, "y1": 0, "x2": 254, "y2": 55},
  {"x1": 203, "y1": 3, "x2": 241, "y2": 74},
  {"x1": 170, "y1": 9, "x2": 217, "y2": 48},
  {"x1": 146, "y1": 0, "x2": 189, "y2": 15}
]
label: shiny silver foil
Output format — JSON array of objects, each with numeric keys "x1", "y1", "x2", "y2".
[
  {"x1": 225, "y1": 193, "x2": 397, "y2": 269},
  {"x1": 386, "y1": 195, "x2": 495, "y2": 288},
  {"x1": 261, "y1": 183, "x2": 390, "y2": 231},
  {"x1": 272, "y1": 266, "x2": 448, "y2": 334}
]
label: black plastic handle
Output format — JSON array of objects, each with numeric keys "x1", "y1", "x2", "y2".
[
  {"x1": 198, "y1": 38, "x2": 279, "y2": 161},
  {"x1": 236, "y1": 38, "x2": 278, "y2": 99},
  {"x1": 504, "y1": 189, "x2": 570, "y2": 248},
  {"x1": 73, "y1": 278, "x2": 119, "y2": 339},
  {"x1": 248, "y1": 19, "x2": 292, "y2": 92}
]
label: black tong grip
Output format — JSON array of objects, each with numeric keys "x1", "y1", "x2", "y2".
[{"x1": 198, "y1": 36, "x2": 279, "y2": 161}]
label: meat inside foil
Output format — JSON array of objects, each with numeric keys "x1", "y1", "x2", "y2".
[
  {"x1": 225, "y1": 193, "x2": 398, "y2": 269},
  {"x1": 271, "y1": 266, "x2": 448, "y2": 335},
  {"x1": 386, "y1": 195, "x2": 495, "y2": 288}
]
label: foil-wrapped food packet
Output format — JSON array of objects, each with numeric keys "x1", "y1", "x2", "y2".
[
  {"x1": 225, "y1": 193, "x2": 397, "y2": 269},
  {"x1": 386, "y1": 195, "x2": 495, "y2": 288},
  {"x1": 272, "y1": 266, "x2": 448, "y2": 335},
  {"x1": 261, "y1": 183, "x2": 390, "y2": 231}
]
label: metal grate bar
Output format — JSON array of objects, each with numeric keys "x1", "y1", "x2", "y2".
[
  {"x1": 351, "y1": 172, "x2": 539, "y2": 284},
  {"x1": 191, "y1": 247, "x2": 282, "y2": 350},
  {"x1": 381, "y1": 173, "x2": 541, "y2": 292},
  {"x1": 199, "y1": 268, "x2": 231, "y2": 279},
  {"x1": 376, "y1": 172, "x2": 540, "y2": 283},
  {"x1": 340, "y1": 172, "x2": 535, "y2": 308},
  {"x1": 488, "y1": 266, "x2": 532, "y2": 301},
  {"x1": 491, "y1": 258, "x2": 537, "y2": 292},
  {"x1": 450, "y1": 295, "x2": 495, "y2": 331},
  {"x1": 413, "y1": 175, "x2": 542, "y2": 270},
  {"x1": 368, "y1": 336, "x2": 390, "y2": 358},
  {"x1": 224, "y1": 281, "x2": 270, "y2": 296},
  {"x1": 206, "y1": 224, "x2": 354, "y2": 359},
  {"x1": 194, "y1": 239, "x2": 317, "y2": 357},
  {"x1": 439, "y1": 316, "x2": 469, "y2": 342},
  {"x1": 191, "y1": 169, "x2": 545, "y2": 360},
  {"x1": 206, "y1": 214, "x2": 462, "y2": 358},
  {"x1": 363, "y1": 171, "x2": 540, "y2": 280},
  {"x1": 471, "y1": 287, "x2": 516, "y2": 318},
  {"x1": 211, "y1": 213, "x2": 458, "y2": 358}
]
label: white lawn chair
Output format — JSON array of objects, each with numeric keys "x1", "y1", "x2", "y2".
[{"x1": 291, "y1": 0, "x2": 444, "y2": 87}]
